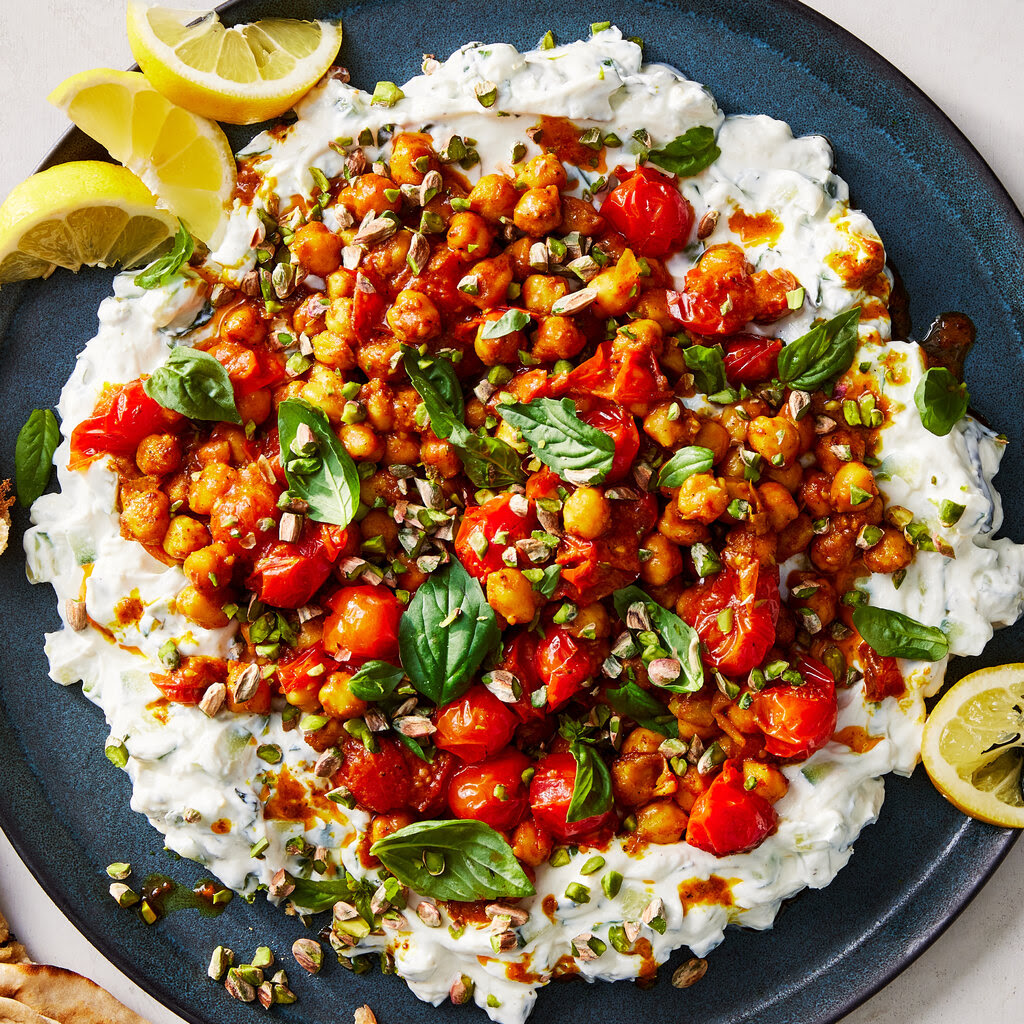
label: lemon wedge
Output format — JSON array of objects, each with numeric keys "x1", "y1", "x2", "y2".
[
  {"x1": 48, "y1": 69, "x2": 235, "y2": 245},
  {"x1": 126, "y1": 1, "x2": 343, "y2": 125},
  {"x1": 0, "y1": 161, "x2": 178, "y2": 285},
  {"x1": 921, "y1": 663, "x2": 1024, "y2": 827}
]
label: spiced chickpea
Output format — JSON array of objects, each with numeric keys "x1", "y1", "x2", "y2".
[
  {"x1": 369, "y1": 811, "x2": 415, "y2": 848},
  {"x1": 195, "y1": 437, "x2": 231, "y2": 466},
  {"x1": 176, "y1": 584, "x2": 229, "y2": 629},
  {"x1": 657, "y1": 502, "x2": 712, "y2": 546},
  {"x1": 563, "y1": 486, "x2": 612, "y2": 539},
  {"x1": 513, "y1": 186, "x2": 562, "y2": 236},
  {"x1": 338, "y1": 173, "x2": 401, "y2": 219},
  {"x1": 326, "y1": 268, "x2": 356, "y2": 300},
  {"x1": 522, "y1": 274, "x2": 570, "y2": 315},
  {"x1": 566, "y1": 601, "x2": 612, "y2": 640},
  {"x1": 777, "y1": 513, "x2": 815, "y2": 562},
  {"x1": 640, "y1": 532, "x2": 683, "y2": 586},
  {"x1": 386, "y1": 289, "x2": 442, "y2": 343},
  {"x1": 464, "y1": 255, "x2": 514, "y2": 311},
  {"x1": 810, "y1": 519, "x2": 858, "y2": 573},
  {"x1": 325, "y1": 297, "x2": 357, "y2": 340},
  {"x1": 612, "y1": 754, "x2": 664, "y2": 806},
  {"x1": 799, "y1": 469, "x2": 833, "y2": 517},
  {"x1": 446, "y1": 211, "x2": 495, "y2": 259},
  {"x1": 723, "y1": 525, "x2": 776, "y2": 567},
  {"x1": 862, "y1": 526, "x2": 914, "y2": 574},
  {"x1": 361, "y1": 379, "x2": 394, "y2": 432},
  {"x1": 183, "y1": 542, "x2": 236, "y2": 593},
  {"x1": 236, "y1": 387, "x2": 272, "y2": 426},
  {"x1": 644, "y1": 401, "x2": 695, "y2": 449},
  {"x1": 421, "y1": 433, "x2": 461, "y2": 478},
  {"x1": 486, "y1": 568, "x2": 539, "y2": 624},
  {"x1": 465, "y1": 397, "x2": 487, "y2": 429},
  {"x1": 632, "y1": 288, "x2": 681, "y2": 332},
  {"x1": 676, "y1": 473, "x2": 729, "y2": 524},
  {"x1": 505, "y1": 236, "x2": 534, "y2": 278},
  {"x1": 694, "y1": 420, "x2": 730, "y2": 464},
  {"x1": 391, "y1": 386, "x2": 421, "y2": 433},
  {"x1": 468, "y1": 173, "x2": 519, "y2": 223},
  {"x1": 339, "y1": 422, "x2": 386, "y2": 462},
  {"x1": 512, "y1": 819, "x2": 553, "y2": 867},
  {"x1": 301, "y1": 363, "x2": 350, "y2": 422},
  {"x1": 518, "y1": 152, "x2": 568, "y2": 189},
  {"x1": 621, "y1": 728, "x2": 667, "y2": 755},
  {"x1": 136, "y1": 433, "x2": 182, "y2": 476},
  {"x1": 558, "y1": 195, "x2": 605, "y2": 236},
  {"x1": 318, "y1": 671, "x2": 368, "y2": 720},
  {"x1": 787, "y1": 570, "x2": 838, "y2": 629},
  {"x1": 219, "y1": 302, "x2": 266, "y2": 345},
  {"x1": 762, "y1": 459, "x2": 803, "y2": 492},
  {"x1": 814, "y1": 427, "x2": 866, "y2": 476},
  {"x1": 635, "y1": 799, "x2": 689, "y2": 844},
  {"x1": 591, "y1": 250, "x2": 642, "y2": 318},
  {"x1": 758, "y1": 481, "x2": 800, "y2": 532},
  {"x1": 358, "y1": 338, "x2": 402, "y2": 380},
  {"x1": 531, "y1": 316, "x2": 586, "y2": 362},
  {"x1": 120, "y1": 487, "x2": 170, "y2": 544},
  {"x1": 383, "y1": 432, "x2": 420, "y2": 466},
  {"x1": 747, "y1": 415, "x2": 802, "y2": 468},
  {"x1": 290, "y1": 221, "x2": 343, "y2": 277},
  {"x1": 364, "y1": 231, "x2": 413, "y2": 277},
  {"x1": 475, "y1": 312, "x2": 524, "y2": 365},
  {"x1": 395, "y1": 553, "x2": 429, "y2": 591},
  {"x1": 162, "y1": 515, "x2": 210, "y2": 560},
  {"x1": 310, "y1": 330, "x2": 356, "y2": 371},
  {"x1": 164, "y1": 471, "x2": 189, "y2": 508},
  {"x1": 830, "y1": 461, "x2": 878, "y2": 512},
  {"x1": 359, "y1": 508, "x2": 399, "y2": 551},
  {"x1": 389, "y1": 132, "x2": 439, "y2": 185}
]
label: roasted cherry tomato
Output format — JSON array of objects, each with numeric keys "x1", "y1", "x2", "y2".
[
  {"x1": 722, "y1": 334, "x2": 784, "y2": 386},
  {"x1": 248, "y1": 534, "x2": 333, "y2": 609},
  {"x1": 600, "y1": 165, "x2": 695, "y2": 258},
  {"x1": 556, "y1": 335, "x2": 670, "y2": 410},
  {"x1": 405, "y1": 748, "x2": 457, "y2": 815},
  {"x1": 454, "y1": 493, "x2": 538, "y2": 580},
  {"x1": 751, "y1": 267, "x2": 802, "y2": 324},
  {"x1": 534, "y1": 627, "x2": 602, "y2": 710},
  {"x1": 432, "y1": 685, "x2": 519, "y2": 763},
  {"x1": 667, "y1": 243, "x2": 758, "y2": 336},
  {"x1": 151, "y1": 656, "x2": 227, "y2": 705},
  {"x1": 753, "y1": 656, "x2": 838, "y2": 759},
  {"x1": 448, "y1": 749, "x2": 531, "y2": 831},
  {"x1": 859, "y1": 642, "x2": 906, "y2": 702},
  {"x1": 685, "y1": 759, "x2": 777, "y2": 856},
  {"x1": 340, "y1": 735, "x2": 411, "y2": 813},
  {"x1": 351, "y1": 268, "x2": 388, "y2": 333},
  {"x1": 323, "y1": 585, "x2": 401, "y2": 662},
  {"x1": 677, "y1": 561, "x2": 780, "y2": 676},
  {"x1": 276, "y1": 642, "x2": 337, "y2": 696},
  {"x1": 529, "y1": 751, "x2": 617, "y2": 842},
  {"x1": 578, "y1": 402, "x2": 640, "y2": 484},
  {"x1": 207, "y1": 338, "x2": 287, "y2": 394}
]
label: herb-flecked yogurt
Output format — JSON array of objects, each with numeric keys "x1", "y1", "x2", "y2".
[{"x1": 24, "y1": 27, "x2": 1024, "y2": 1023}]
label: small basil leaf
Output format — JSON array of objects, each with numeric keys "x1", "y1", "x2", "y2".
[
  {"x1": 682, "y1": 344, "x2": 727, "y2": 396},
  {"x1": 498, "y1": 397, "x2": 615, "y2": 485},
  {"x1": 566, "y1": 739, "x2": 614, "y2": 823},
  {"x1": 134, "y1": 221, "x2": 194, "y2": 289},
  {"x1": 286, "y1": 871, "x2": 376, "y2": 917},
  {"x1": 370, "y1": 819, "x2": 535, "y2": 901},
  {"x1": 852, "y1": 605, "x2": 949, "y2": 661},
  {"x1": 144, "y1": 348, "x2": 241, "y2": 423},
  {"x1": 648, "y1": 126, "x2": 721, "y2": 177},
  {"x1": 408, "y1": 349, "x2": 464, "y2": 420},
  {"x1": 348, "y1": 660, "x2": 404, "y2": 702},
  {"x1": 914, "y1": 366, "x2": 970, "y2": 437},
  {"x1": 481, "y1": 309, "x2": 531, "y2": 339},
  {"x1": 278, "y1": 398, "x2": 360, "y2": 527},
  {"x1": 398, "y1": 559, "x2": 500, "y2": 705},
  {"x1": 395, "y1": 731, "x2": 432, "y2": 763},
  {"x1": 777, "y1": 307, "x2": 861, "y2": 390},
  {"x1": 613, "y1": 585, "x2": 704, "y2": 692},
  {"x1": 657, "y1": 445, "x2": 714, "y2": 488},
  {"x1": 603, "y1": 682, "x2": 679, "y2": 737},
  {"x1": 15, "y1": 409, "x2": 59, "y2": 507}
]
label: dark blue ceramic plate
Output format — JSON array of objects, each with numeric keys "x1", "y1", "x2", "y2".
[{"x1": 1, "y1": 1, "x2": 1021, "y2": 1022}]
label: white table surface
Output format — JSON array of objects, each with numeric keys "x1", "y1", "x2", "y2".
[{"x1": 1, "y1": 1, "x2": 1022, "y2": 1022}]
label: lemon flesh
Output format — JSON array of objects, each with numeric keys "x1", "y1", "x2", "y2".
[
  {"x1": 126, "y1": 1, "x2": 343, "y2": 125},
  {"x1": 0, "y1": 161, "x2": 178, "y2": 285},
  {"x1": 921, "y1": 663, "x2": 1024, "y2": 827},
  {"x1": 48, "y1": 69, "x2": 235, "y2": 245}
]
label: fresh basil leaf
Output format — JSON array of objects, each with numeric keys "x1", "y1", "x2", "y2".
[
  {"x1": 395, "y1": 731, "x2": 432, "y2": 763},
  {"x1": 134, "y1": 221, "x2": 194, "y2": 289},
  {"x1": 566, "y1": 739, "x2": 614, "y2": 823},
  {"x1": 498, "y1": 397, "x2": 615, "y2": 485},
  {"x1": 286, "y1": 870, "x2": 376, "y2": 917},
  {"x1": 604, "y1": 682, "x2": 679, "y2": 737},
  {"x1": 852, "y1": 605, "x2": 949, "y2": 661},
  {"x1": 370, "y1": 819, "x2": 535, "y2": 900},
  {"x1": 613, "y1": 585, "x2": 704, "y2": 692},
  {"x1": 682, "y1": 344, "x2": 726, "y2": 396},
  {"x1": 405, "y1": 349, "x2": 465, "y2": 419},
  {"x1": 648, "y1": 126, "x2": 721, "y2": 177},
  {"x1": 914, "y1": 366, "x2": 970, "y2": 437},
  {"x1": 144, "y1": 348, "x2": 241, "y2": 423},
  {"x1": 399, "y1": 559, "x2": 500, "y2": 705},
  {"x1": 481, "y1": 309, "x2": 531, "y2": 339},
  {"x1": 278, "y1": 398, "x2": 360, "y2": 527},
  {"x1": 15, "y1": 408, "x2": 59, "y2": 506},
  {"x1": 348, "y1": 660, "x2": 404, "y2": 702},
  {"x1": 657, "y1": 445, "x2": 714, "y2": 488},
  {"x1": 777, "y1": 307, "x2": 861, "y2": 390}
]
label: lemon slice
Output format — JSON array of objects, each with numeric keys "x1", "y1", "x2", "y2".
[
  {"x1": 921, "y1": 663, "x2": 1024, "y2": 827},
  {"x1": 48, "y1": 69, "x2": 235, "y2": 245},
  {"x1": 126, "y1": 1, "x2": 343, "y2": 125},
  {"x1": 0, "y1": 161, "x2": 178, "y2": 285}
]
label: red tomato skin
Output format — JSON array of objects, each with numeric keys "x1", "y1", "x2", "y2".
[
  {"x1": 406, "y1": 748, "x2": 457, "y2": 815},
  {"x1": 454, "y1": 494, "x2": 537, "y2": 579},
  {"x1": 600, "y1": 166, "x2": 694, "y2": 258},
  {"x1": 534, "y1": 628, "x2": 600, "y2": 710},
  {"x1": 322, "y1": 585, "x2": 401, "y2": 662},
  {"x1": 859, "y1": 643, "x2": 906, "y2": 702},
  {"x1": 722, "y1": 334, "x2": 784, "y2": 385},
  {"x1": 529, "y1": 752, "x2": 617, "y2": 842},
  {"x1": 351, "y1": 269, "x2": 388, "y2": 333},
  {"x1": 578, "y1": 402, "x2": 639, "y2": 484},
  {"x1": 685, "y1": 760, "x2": 778, "y2": 856},
  {"x1": 276, "y1": 642, "x2": 337, "y2": 695},
  {"x1": 753, "y1": 656, "x2": 838, "y2": 759},
  {"x1": 340, "y1": 736, "x2": 412, "y2": 813},
  {"x1": 499, "y1": 631, "x2": 546, "y2": 722},
  {"x1": 448, "y1": 749, "x2": 531, "y2": 831},
  {"x1": 432, "y1": 686, "x2": 519, "y2": 763},
  {"x1": 666, "y1": 244, "x2": 758, "y2": 336},
  {"x1": 248, "y1": 543, "x2": 332, "y2": 609}
]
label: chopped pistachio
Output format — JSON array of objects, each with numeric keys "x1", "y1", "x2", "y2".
[
  {"x1": 109, "y1": 882, "x2": 139, "y2": 908},
  {"x1": 105, "y1": 862, "x2": 131, "y2": 880},
  {"x1": 602, "y1": 870, "x2": 623, "y2": 898},
  {"x1": 208, "y1": 945, "x2": 234, "y2": 981},
  {"x1": 564, "y1": 881, "x2": 591, "y2": 904},
  {"x1": 371, "y1": 81, "x2": 404, "y2": 106}
]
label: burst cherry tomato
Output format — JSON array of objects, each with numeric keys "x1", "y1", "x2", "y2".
[
  {"x1": 351, "y1": 268, "x2": 388, "y2": 332},
  {"x1": 685, "y1": 759, "x2": 777, "y2": 856},
  {"x1": 535, "y1": 628, "x2": 602, "y2": 710},
  {"x1": 600, "y1": 165, "x2": 695, "y2": 258},
  {"x1": 677, "y1": 561, "x2": 780, "y2": 676},
  {"x1": 151, "y1": 656, "x2": 226, "y2": 705},
  {"x1": 667, "y1": 243, "x2": 758, "y2": 336},
  {"x1": 578, "y1": 402, "x2": 639, "y2": 484},
  {"x1": 722, "y1": 334, "x2": 784, "y2": 386},
  {"x1": 340, "y1": 736, "x2": 411, "y2": 813},
  {"x1": 432, "y1": 685, "x2": 519, "y2": 763},
  {"x1": 454, "y1": 494, "x2": 538, "y2": 580},
  {"x1": 859, "y1": 642, "x2": 906, "y2": 702},
  {"x1": 323, "y1": 585, "x2": 401, "y2": 662},
  {"x1": 529, "y1": 752, "x2": 617, "y2": 842},
  {"x1": 406, "y1": 748, "x2": 457, "y2": 815},
  {"x1": 448, "y1": 749, "x2": 531, "y2": 831},
  {"x1": 276, "y1": 642, "x2": 336, "y2": 696},
  {"x1": 753, "y1": 656, "x2": 838, "y2": 759},
  {"x1": 248, "y1": 534, "x2": 333, "y2": 609},
  {"x1": 751, "y1": 267, "x2": 802, "y2": 324}
]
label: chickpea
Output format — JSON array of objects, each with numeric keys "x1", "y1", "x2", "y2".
[
  {"x1": 830, "y1": 461, "x2": 877, "y2": 513},
  {"x1": 694, "y1": 420, "x2": 731, "y2": 464},
  {"x1": 361, "y1": 379, "x2": 395, "y2": 432},
  {"x1": 135, "y1": 433, "x2": 182, "y2": 476},
  {"x1": 385, "y1": 289, "x2": 441, "y2": 344},
  {"x1": 236, "y1": 387, "x2": 272, "y2": 426},
  {"x1": 290, "y1": 221, "x2": 343, "y2": 277},
  {"x1": 747, "y1": 415, "x2": 802, "y2": 468},
  {"x1": 522, "y1": 274, "x2": 569, "y2": 315},
  {"x1": 643, "y1": 401, "x2": 695, "y2": 449},
  {"x1": 566, "y1": 601, "x2": 612, "y2": 640},
  {"x1": 562, "y1": 486, "x2": 612, "y2": 539},
  {"x1": 162, "y1": 515, "x2": 210, "y2": 560},
  {"x1": 741, "y1": 761, "x2": 789, "y2": 803},
  {"x1": 464, "y1": 255, "x2": 514, "y2": 311},
  {"x1": 421, "y1": 433, "x2": 461, "y2": 478},
  {"x1": 758, "y1": 481, "x2": 800, "y2": 532},
  {"x1": 120, "y1": 486, "x2": 171, "y2": 544},
  {"x1": 326, "y1": 268, "x2": 356, "y2": 300},
  {"x1": 195, "y1": 437, "x2": 231, "y2": 466},
  {"x1": 632, "y1": 287, "x2": 682, "y2": 332},
  {"x1": 176, "y1": 584, "x2": 229, "y2": 628},
  {"x1": 446, "y1": 211, "x2": 495, "y2": 260},
  {"x1": 787, "y1": 570, "x2": 838, "y2": 630},
  {"x1": 723, "y1": 524, "x2": 776, "y2": 567},
  {"x1": 518, "y1": 152, "x2": 567, "y2": 189},
  {"x1": 395, "y1": 552, "x2": 429, "y2": 592},
  {"x1": 621, "y1": 727, "x2": 668, "y2": 754},
  {"x1": 814, "y1": 427, "x2": 866, "y2": 476},
  {"x1": 531, "y1": 316, "x2": 586, "y2": 362},
  {"x1": 339, "y1": 422, "x2": 386, "y2": 462},
  {"x1": 558, "y1": 195, "x2": 605, "y2": 236},
  {"x1": 612, "y1": 753, "x2": 664, "y2": 806},
  {"x1": 486, "y1": 568, "x2": 540, "y2": 624},
  {"x1": 591, "y1": 249, "x2": 642, "y2": 318},
  {"x1": 810, "y1": 519, "x2": 858, "y2": 573},
  {"x1": 164, "y1": 471, "x2": 189, "y2": 508},
  {"x1": 383, "y1": 432, "x2": 420, "y2": 466},
  {"x1": 388, "y1": 132, "x2": 439, "y2": 185},
  {"x1": 862, "y1": 526, "x2": 914, "y2": 574},
  {"x1": 338, "y1": 173, "x2": 401, "y2": 219},
  {"x1": 359, "y1": 509, "x2": 399, "y2": 551},
  {"x1": 799, "y1": 469, "x2": 834, "y2": 517},
  {"x1": 469, "y1": 173, "x2": 519, "y2": 223},
  {"x1": 635, "y1": 799, "x2": 689, "y2": 844},
  {"x1": 301, "y1": 363, "x2": 350, "y2": 422},
  {"x1": 657, "y1": 501, "x2": 711, "y2": 545},
  {"x1": 359, "y1": 469, "x2": 405, "y2": 507},
  {"x1": 325, "y1": 297, "x2": 357, "y2": 340},
  {"x1": 369, "y1": 811, "x2": 416, "y2": 848},
  {"x1": 318, "y1": 671, "x2": 369, "y2": 720},
  {"x1": 475, "y1": 311, "x2": 524, "y2": 366},
  {"x1": 364, "y1": 231, "x2": 413, "y2": 278},
  {"x1": 777, "y1": 512, "x2": 815, "y2": 562},
  {"x1": 359, "y1": 337, "x2": 403, "y2": 381},
  {"x1": 763, "y1": 459, "x2": 803, "y2": 492},
  {"x1": 639, "y1": 532, "x2": 683, "y2": 586},
  {"x1": 512, "y1": 819, "x2": 553, "y2": 867},
  {"x1": 513, "y1": 185, "x2": 562, "y2": 236},
  {"x1": 183, "y1": 542, "x2": 235, "y2": 593},
  {"x1": 219, "y1": 302, "x2": 266, "y2": 345},
  {"x1": 308, "y1": 331, "x2": 355, "y2": 372},
  {"x1": 505, "y1": 236, "x2": 534, "y2": 278},
  {"x1": 391, "y1": 386, "x2": 421, "y2": 432},
  {"x1": 465, "y1": 397, "x2": 487, "y2": 430},
  {"x1": 676, "y1": 473, "x2": 729, "y2": 524}
]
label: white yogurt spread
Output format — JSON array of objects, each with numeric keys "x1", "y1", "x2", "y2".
[{"x1": 23, "y1": 27, "x2": 1024, "y2": 1023}]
